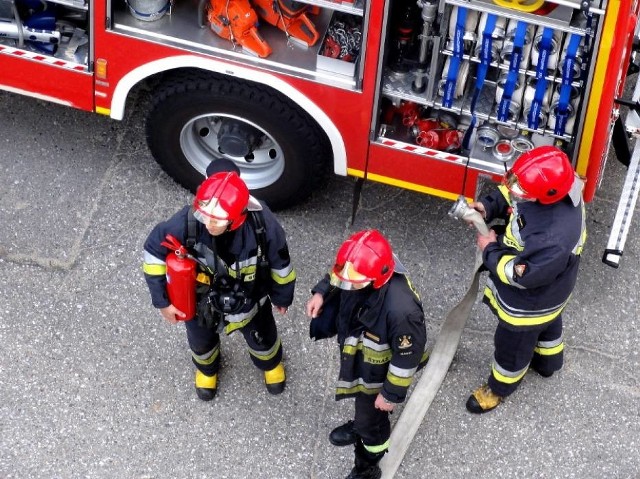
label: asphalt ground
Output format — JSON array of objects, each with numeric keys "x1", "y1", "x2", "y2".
[{"x1": 1, "y1": 87, "x2": 639, "y2": 479}]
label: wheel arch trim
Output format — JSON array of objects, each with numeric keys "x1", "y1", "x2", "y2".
[{"x1": 110, "y1": 55, "x2": 347, "y2": 175}]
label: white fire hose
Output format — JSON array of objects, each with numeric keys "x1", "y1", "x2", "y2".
[{"x1": 379, "y1": 196, "x2": 488, "y2": 478}]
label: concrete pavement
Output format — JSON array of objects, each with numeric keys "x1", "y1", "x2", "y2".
[{"x1": 1, "y1": 89, "x2": 638, "y2": 479}]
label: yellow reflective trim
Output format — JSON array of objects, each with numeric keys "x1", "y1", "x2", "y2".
[
  {"x1": 364, "y1": 348, "x2": 392, "y2": 365},
  {"x1": 420, "y1": 351, "x2": 430, "y2": 365},
  {"x1": 405, "y1": 276, "x2": 421, "y2": 301},
  {"x1": 364, "y1": 439, "x2": 390, "y2": 454},
  {"x1": 386, "y1": 372, "x2": 413, "y2": 388},
  {"x1": 343, "y1": 344, "x2": 358, "y2": 355},
  {"x1": 226, "y1": 266, "x2": 257, "y2": 279},
  {"x1": 576, "y1": 0, "x2": 621, "y2": 176},
  {"x1": 239, "y1": 265, "x2": 257, "y2": 275},
  {"x1": 575, "y1": 225, "x2": 588, "y2": 256},
  {"x1": 484, "y1": 287, "x2": 565, "y2": 327},
  {"x1": 271, "y1": 269, "x2": 296, "y2": 285},
  {"x1": 492, "y1": 364, "x2": 528, "y2": 384},
  {"x1": 503, "y1": 224, "x2": 524, "y2": 251},
  {"x1": 498, "y1": 186, "x2": 524, "y2": 252},
  {"x1": 224, "y1": 317, "x2": 252, "y2": 334},
  {"x1": 143, "y1": 263, "x2": 166, "y2": 276},
  {"x1": 498, "y1": 185, "x2": 512, "y2": 205},
  {"x1": 493, "y1": 0, "x2": 544, "y2": 13},
  {"x1": 343, "y1": 342, "x2": 392, "y2": 364},
  {"x1": 348, "y1": 168, "x2": 461, "y2": 201},
  {"x1": 534, "y1": 342, "x2": 564, "y2": 356},
  {"x1": 196, "y1": 272, "x2": 211, "y2": 285},
  {"x1": 228, "y1": 266, "x2": 258, "y2": 279},
  {"x1": 336, "y1": 385, "x2": 380, "y2": 395},
  {"x1": 248, "y1": 338, "x2": 282, "y2": 361},
  {"x1": 192, "y1": 348, "x2": 220, "y2": 366},
  {"x1": 496, "y1": 254, "x2": 516, "y2": 284}
]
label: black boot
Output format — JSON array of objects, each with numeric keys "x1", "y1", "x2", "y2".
[
  {"x1": 330, "y1": 420, "x2": 358, "y2": 446},
  {"x1": 345, "y1": 441, "x2": 384, "y2": 479},
  {"x1": 530, "y1": 357, "x2": 555, "y2": 378}
]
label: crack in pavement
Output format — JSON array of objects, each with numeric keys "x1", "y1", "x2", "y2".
[{"x1": 0, "y1": 92, "x2": 139, "y2": 271}]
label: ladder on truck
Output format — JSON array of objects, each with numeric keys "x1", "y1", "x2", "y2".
[{"x1": 604, "y1": 56, "x2": 640, "y2": 268}]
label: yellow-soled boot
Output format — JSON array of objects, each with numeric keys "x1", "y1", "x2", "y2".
[
  {"x1": 466, "y1": 384, "x2": 502, "y2": 414},
  {"x1": 195, "y1": 370, "x2": 218, "y2": 401},
  {"x1": 264, "y1": 362, "x2": 286, "y2": 395}
]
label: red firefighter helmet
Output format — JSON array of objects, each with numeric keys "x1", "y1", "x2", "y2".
[
  {"x1": 504, "y1": 145, "x2": 575, "y2": 204},
  {"x1": 330, "y1": 230, "x2": 395, "y2": 290},
  {"x1": 193, "y1": 172, "x2": 249, "y2": 231}
]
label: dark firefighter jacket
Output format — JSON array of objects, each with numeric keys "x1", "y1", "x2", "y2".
[
  {"x1": 480, "y1": 184, "x2": 587, "y2": 330},
  {"x1": 311, "y1": 270, "x2": 428, "y2": 404},
  {"x1": 142, "y1": 200, "x2": 296, "y2": 333}
]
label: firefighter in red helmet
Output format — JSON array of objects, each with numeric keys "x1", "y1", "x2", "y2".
[
  {"x1": 463, "y1": 145, "x2": 587, "y2": 413},
  {"x1": 143, "y1": 170, "x2": 296, "y2": 400},
  {"x1": 306, "y1": 230, "x2": 428, "y2": 479}
]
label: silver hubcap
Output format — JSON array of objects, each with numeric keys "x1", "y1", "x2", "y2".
[{"x1": 180, "y1": 113, "x2": 285, "y2": 189}]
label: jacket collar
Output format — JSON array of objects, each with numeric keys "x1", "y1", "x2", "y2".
[{"x1": 357, "y1": 280, "x2": 391, "y2": 329}]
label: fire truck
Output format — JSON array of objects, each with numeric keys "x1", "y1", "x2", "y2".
[{"x1": 1, "y1": 0, "x2": 639, "y2": 265}]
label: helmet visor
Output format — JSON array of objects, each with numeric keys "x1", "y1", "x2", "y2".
[
  {"x1": 330, "y1": 262, "x2": 372, "y2": 291},
  {"x1": 193, "y1": 201, "x2": 231, "y2": 228},
  {"x1": 503, "y1": 170, "x2": 531, "y2": 200}
]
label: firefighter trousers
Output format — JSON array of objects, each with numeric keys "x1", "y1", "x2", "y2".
[
  {"x1": 488, "y1": 314, "x2": 564, "y2": 397},
  {"x1": 353, "y1": 394, "x2": 391, "y2": 454},
  {"x1": 185, "y1": 299, "x2": 283, "y2": 376}
]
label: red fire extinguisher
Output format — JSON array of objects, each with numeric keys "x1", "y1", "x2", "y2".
[{"x1": 160, "y1": 234, "x2": 197, "y2": 321}]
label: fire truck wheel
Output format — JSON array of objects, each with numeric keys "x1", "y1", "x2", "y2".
[{"x1": 145, "y1": 72, "x2": 331, "y2": 210}]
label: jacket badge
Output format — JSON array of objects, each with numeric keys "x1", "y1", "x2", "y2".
[{"x1": 398, "y1": 335, "x2": 412, "y2": 349}]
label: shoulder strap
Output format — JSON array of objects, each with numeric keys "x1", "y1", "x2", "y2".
[
  {"x1": 186, "y1": 208, "x2": 218, "y2": 277},
  {"x1": 251, "y1": 211, "x2": 268, "y2": 265},
  {"x1": 186, "y1": 208, "x2": 198, "y2": 249}
]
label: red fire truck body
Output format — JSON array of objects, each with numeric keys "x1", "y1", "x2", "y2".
[{"x1": 1, "y1": 0, "x2": 639, "y2": 264}]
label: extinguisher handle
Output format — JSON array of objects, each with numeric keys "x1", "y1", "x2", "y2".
[{"x1": 161, "y1": 234, "x2": 187, "y2": 256}]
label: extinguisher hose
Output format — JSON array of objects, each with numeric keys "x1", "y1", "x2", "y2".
[{"x1": 184, "y1": 251, "x2": 216, "y2": 276}]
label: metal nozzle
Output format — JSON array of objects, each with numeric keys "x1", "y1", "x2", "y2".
[
  {"x1": 448, "y1": 195, "x2": 490, "y2": 236},
  {"x1": 448, "y1": 195, "x2": 470, "y2": 221}
]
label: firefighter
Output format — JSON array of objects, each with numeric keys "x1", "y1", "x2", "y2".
[
  {"x1": 142, "y1": 169, "x2": 296, "y2": 400},
  {"x1": 464, "y1": 145, "x2": 587, "y2": 413},
  {"x1": 306, "y1": 230, "x2": 428, "y2": 479}
]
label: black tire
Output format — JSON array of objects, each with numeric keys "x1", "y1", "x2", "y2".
[{"x1": 145, "y1": 70, "x2": 331, "y2": 210}]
